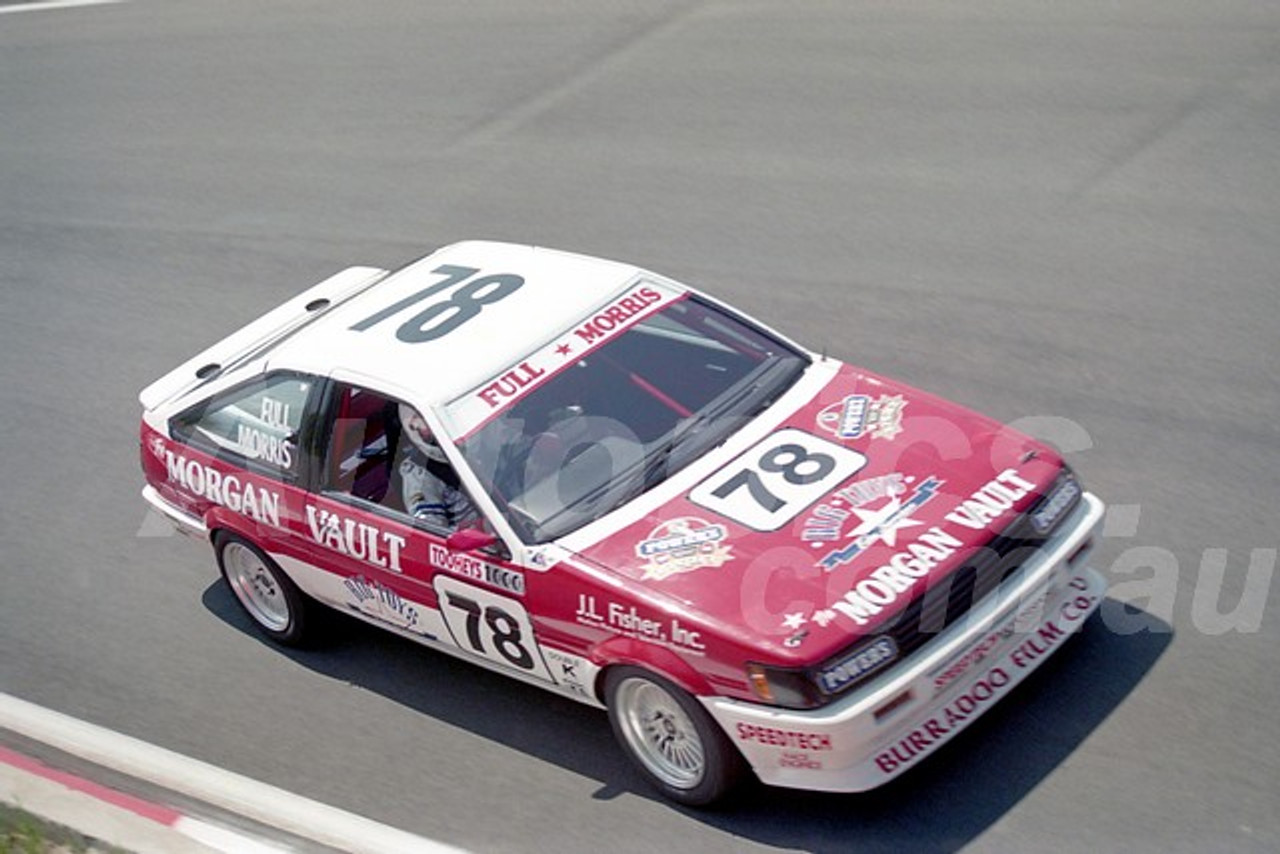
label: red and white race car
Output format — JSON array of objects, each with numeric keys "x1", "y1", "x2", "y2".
[{"x1": 139, "y1": 241, "x2": 1105, "y2": 805}]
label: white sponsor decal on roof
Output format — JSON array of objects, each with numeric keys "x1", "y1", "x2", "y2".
[{"x1": 448, "y1": 281, "x2": 679, "y2": 436}]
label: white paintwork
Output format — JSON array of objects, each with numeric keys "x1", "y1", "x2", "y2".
[
  {"x1": 138, "y1": 265, "x2": 387, "y2": 412},
  {"x1": 269, "y1": 241, "x2": 652, "y2": 412}
]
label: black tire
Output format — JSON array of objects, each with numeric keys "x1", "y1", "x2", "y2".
[
  {"x1": 604, "y1": 666, "x2": 746, "y2": 807},
  {"x1": 214, "y1": 532, "x2": 314, "y2": 646}
]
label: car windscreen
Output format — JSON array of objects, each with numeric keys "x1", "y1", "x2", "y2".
[{"x1": 453, "y1": 295, "x2": 809, "y2": 543}]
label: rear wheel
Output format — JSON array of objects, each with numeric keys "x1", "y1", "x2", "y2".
[
  {"x1": 215, "y1": 532, "x2": 313, "y2": 646},
  {"x1": 605, "y1": 667, "x2": 745, "y2": 806}
]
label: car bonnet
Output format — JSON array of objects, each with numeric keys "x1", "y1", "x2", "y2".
[{"x1": 564, "y1": 362, "x2": 1067, "y2": 663}]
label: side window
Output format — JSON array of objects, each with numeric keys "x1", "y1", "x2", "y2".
[
  {"x1": 321, "y1": 384, "x2": 483, "y2": 537},
  {"x1": 171, "y1": 373, "x2": 313, "y2": 480},
  {"x1": 323, "y1": 385, "x2": 403, "y2": 508}
]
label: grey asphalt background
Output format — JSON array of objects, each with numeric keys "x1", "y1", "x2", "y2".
[{"x1": 2, "y1": 0, "x2": 1277, "y2": 851}]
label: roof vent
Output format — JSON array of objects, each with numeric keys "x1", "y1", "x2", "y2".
[
  {"x1": 305, "y1": 298, "x2": 331, "y2": 312},
  {"x1": 195, "y1": 363, "x2": 222, "y2": 380}
]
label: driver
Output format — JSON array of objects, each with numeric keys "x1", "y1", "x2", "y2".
[{"x1": 396, "y1": 403, "x2": 474, "y2": 529}]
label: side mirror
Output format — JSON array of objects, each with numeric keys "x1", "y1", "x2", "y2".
[{"x1": 446, "y1": 527, "x2": 499, "y2": 553}]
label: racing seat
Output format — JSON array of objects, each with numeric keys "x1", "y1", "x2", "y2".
[{"x1": 329, "y1": 388, "x2": 398, "y2": 504}]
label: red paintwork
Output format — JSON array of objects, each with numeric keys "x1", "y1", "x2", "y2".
[
  {"x1": 140, "y1": 360, "x2": 1064, "y2": 706},
  {"x1": 566, "y1": 364, "x2": 1063, "y2": 667}
]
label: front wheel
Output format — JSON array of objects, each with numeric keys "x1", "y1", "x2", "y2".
[
  {"x1": 214, "y1": 532, "x2": 313, "y2": 646},
  {"x1": 605, "y1": 667, "x2": 745, "y2": 806}
]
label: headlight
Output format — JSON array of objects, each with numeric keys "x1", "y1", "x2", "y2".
[
  {"x1": 747, "y1": 634, "x2": 899, "y2": 709},
  {"x1": 745, "y1": 663, "x2": 823, "y2": 709}
]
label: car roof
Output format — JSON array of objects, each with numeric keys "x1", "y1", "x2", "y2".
[{"x1": 269, "y1": 240, "x2": 662, "y2": 408}]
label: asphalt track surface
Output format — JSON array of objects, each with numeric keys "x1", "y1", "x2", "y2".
[{"x1": 2, "y1": 1, "x2": 1278, "y2": 851}]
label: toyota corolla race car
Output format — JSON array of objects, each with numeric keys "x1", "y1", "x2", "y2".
[{"x1": 139, "y1": 241, "x2": 1105, "y2": 806}]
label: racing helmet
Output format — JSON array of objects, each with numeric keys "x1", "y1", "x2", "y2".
[{"x1": 398, "y1": 403, "x2": 448, "y2": 464}]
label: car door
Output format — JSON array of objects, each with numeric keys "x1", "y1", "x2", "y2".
[{"x1": 303, "y1": 381, "x2": 556, "y2": 684}]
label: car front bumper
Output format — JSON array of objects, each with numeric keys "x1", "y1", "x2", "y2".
[{"x1": 701, "y1": 492, "x2": 1106, "y2": 793}]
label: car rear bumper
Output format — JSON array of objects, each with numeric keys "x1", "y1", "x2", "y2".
[
  {"x1": 701, "y1": 492, "x2": 1106, "y2": 792},
  {"x1": 141, "y1": 484, "x2": 209, "y2": 538}
]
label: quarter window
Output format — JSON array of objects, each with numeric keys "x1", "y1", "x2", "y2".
[{"x1": 171, "y1": 373, "x2": 312, "y2": 477}]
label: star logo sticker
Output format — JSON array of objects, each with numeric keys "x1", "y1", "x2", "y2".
[
  {"x1": 782, "y1": 612, "x2": 808, "y2": 631},
  {"x1": 818, "y1": 476, "x2": 944, "y2": 572},
  {"x1": 812, "y1": 609, "x2": 837, "y2": 627},
  {"x1": 847, "y1": 496, "x2": 922, "y2": 548}
]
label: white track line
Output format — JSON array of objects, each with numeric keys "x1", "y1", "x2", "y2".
[
  {"x1": 0, "y1": 0, "x2": 122, "y2": 14},
  {"x1": 0, "y1": 693, "x2": 467, "y2": 854}
]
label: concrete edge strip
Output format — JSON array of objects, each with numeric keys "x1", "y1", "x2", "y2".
[
  {"x1": 174, "y1": 816, "x2": 292, "y2": 854},
  {"x1": 1, "y1": 745, "x2": 228, "y2": 853},
  {"x1": 1, "y1": 744, "x2": 184, "y2": 826},
  {"x1": 0, "y1": 0, "x2": 123, "y2": 14},
  {"x1": 0, "y1": 693, "x2": 467, "y2": 854}
]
